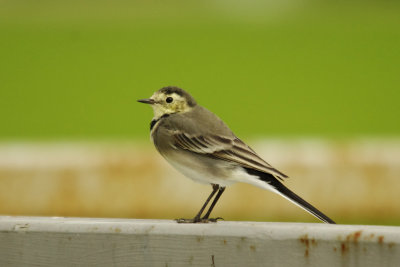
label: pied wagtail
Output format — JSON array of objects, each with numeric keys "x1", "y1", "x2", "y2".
[{"x1": 138, "y1": 86, "x2": 335, "y2": 224}]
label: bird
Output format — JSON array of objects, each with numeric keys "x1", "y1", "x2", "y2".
[{"x1": 138, "y1": 86, "x2": 335, "y2": 224}]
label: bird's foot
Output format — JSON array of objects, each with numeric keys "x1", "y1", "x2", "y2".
[
  {"x1": 206, "y1": 217, "x2": 224, "y2": 222},
  {"x1": 175, "y1": 218, "x2": 200, "y2": 223},
  {"x1": 175, "y1": 217, "x2": 224, "y2": 224}
]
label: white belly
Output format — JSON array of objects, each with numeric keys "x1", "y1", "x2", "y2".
[{"x1": 161, "y1": 149, "x2": 265, "y2": 188}]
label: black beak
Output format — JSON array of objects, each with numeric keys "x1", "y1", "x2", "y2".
[{"x1": 137, "y1": 98, "x2": 155, "y2": 104}]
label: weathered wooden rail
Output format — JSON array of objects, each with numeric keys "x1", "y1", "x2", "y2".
[{"x1": 0, "y1": 216, "x2": 399, "y2": 266}]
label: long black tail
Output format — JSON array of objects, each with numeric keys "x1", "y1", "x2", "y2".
[{"x1": 244, "y1": 168, "x2": 336, "y2": 224}]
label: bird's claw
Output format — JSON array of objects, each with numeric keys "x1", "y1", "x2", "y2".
[
  {"x1": 175, "y1": 217, "x2": 224, "y2": 223},
  {"x1": 207, "y1": 217, "x2": 224, "y2": 222}
]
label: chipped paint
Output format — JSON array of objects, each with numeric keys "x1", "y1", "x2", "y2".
[
  {"x1": 364, "y1": 233, "x2": 375, "y2": 241},
  {"x1": 144, "y1": 225, "x2": 155, "y2": 234},
  {"x1": 346, "y1": 230, "x2": 362, "y2": 244},
  {"x1": 334, "y1": 230, "x2": 394, "y2": 257},
  {"x1": 299, "y1": 234, "x2": 318, "y2": 257},
  {"x1": 13, "y1": 223, "x2": 30, "y2": 231},
  {"x1": 341, "y1": 243, "x2": 348, "y2": 255}
]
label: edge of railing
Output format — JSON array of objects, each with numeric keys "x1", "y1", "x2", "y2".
[{"x1": 0, "y1": 216, "x2": 399, "y2": 266}]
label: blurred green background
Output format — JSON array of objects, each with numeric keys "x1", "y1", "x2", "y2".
[
  {"x1": 0, "y1": 1, "x2": 399, "y2": 225},
  {"x1": 1, "y1": 0, "x2": 399, "y2": 140}
]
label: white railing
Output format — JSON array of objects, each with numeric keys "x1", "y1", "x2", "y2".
[{"x1": 0, "y1": 216, "x2": 399, "y2": 266}]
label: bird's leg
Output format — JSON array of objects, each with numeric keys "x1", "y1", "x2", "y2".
[
  {"x1": 191, "y1": 184, "x2": 219, "y2": 222},
  {"x1": 176, "y1": 184, "x2": 219, "y2": 223},
  {"x1": 201, "y1": 186, "x2": 225, "y2": 222}
]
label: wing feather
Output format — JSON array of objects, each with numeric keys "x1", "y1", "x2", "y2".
[{"x1": 172, "y1": 132, "x2": 288, "y2": 180}]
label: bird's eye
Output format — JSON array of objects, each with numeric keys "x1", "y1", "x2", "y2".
[{"x1": 166, "y1": 97, "x2": 173, "y2": 103}]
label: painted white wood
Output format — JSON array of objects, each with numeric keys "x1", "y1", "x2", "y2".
[{"x1": 0, "y1": 216, "x2": 399, "y2": 267}]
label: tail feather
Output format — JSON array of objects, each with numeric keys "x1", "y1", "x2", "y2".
[{"x1": 244, "y1": 167, "x2": 336, "y2": 224}]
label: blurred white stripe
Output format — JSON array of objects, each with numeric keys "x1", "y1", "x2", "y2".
[{"x1": 1, "y1": 139, "x2": 399, "y2": 168}]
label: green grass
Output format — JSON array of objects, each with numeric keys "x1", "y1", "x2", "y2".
[{"x1": 1, "y1": 1, "x2": 399, "y2": 140}]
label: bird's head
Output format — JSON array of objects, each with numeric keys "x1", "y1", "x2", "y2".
[{"x1": 138, "y1": 86, "x2": 197, "y2": 119}]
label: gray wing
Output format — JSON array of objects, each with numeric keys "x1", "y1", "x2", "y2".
[{"x1": 172, "y1": 132, "x2": 288, "y2": 180}]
